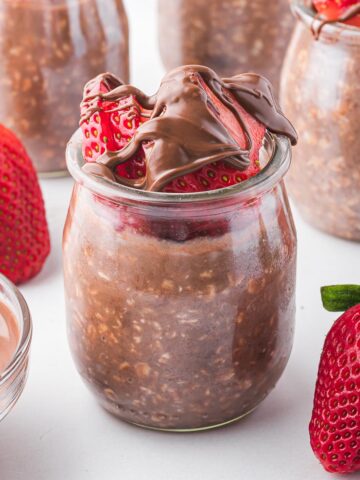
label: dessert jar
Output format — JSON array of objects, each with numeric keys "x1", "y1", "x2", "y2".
[
  {"x1": 0, "y1": 274, "x2": 32, "y2": 422},
  {"x1": 0, "y1": 0, "x2": 129, "y2": 177},
  {"x1": 281, "y1": 1, "x2": 360, "y2": 240},
  {"x1": 158, "y1": 0, "x2": 294, "y2": 94},
  {"x1": 63, "y1": 130, "x2": 297, "y2": 431}
]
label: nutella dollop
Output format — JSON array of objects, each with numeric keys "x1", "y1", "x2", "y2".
[{"x1": 81, "y1": 66, "x2": 297, "y2": 192}]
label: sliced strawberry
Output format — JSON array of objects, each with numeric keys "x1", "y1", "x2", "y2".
[
  {"x1": 0, "y1": 125, "x2": 50, "y2": 284},
  {"x1": 80, "y1": 75, "x2": 149, "y2": 182},
  {"x1": 80, "y1": 71, "x2": 267, "y2": 241},
  {"x1": 162, "y1": 75, "x2": 266, "y2": 193},
  {"x1": 313, "y1": 0, "x2": 360, "y2": 27}
]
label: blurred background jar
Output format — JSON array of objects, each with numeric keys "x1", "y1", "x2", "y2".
[
  {"x1": 158, "y1": 0, "x2": 294, "y2": 95},
  {"x1": 281, "y1": 0, "x2": 360, "y2": 240},
  {"x1": 0, "y1": 0, "x2": 129, "y2": 177}
]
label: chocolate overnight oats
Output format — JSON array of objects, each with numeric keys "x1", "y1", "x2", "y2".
[
  {"x1": 0, "y1": 0, "x2": 129, "y2": 176},
  {"x1": 281, "y1": 0, "x2": 360, "y2": 240},
  {"x1": 64, "y1": 66, "x2": 298, "y2": 431},
  {"x1": 158, "y1": 0, "x2": 294, "y2": 95}
]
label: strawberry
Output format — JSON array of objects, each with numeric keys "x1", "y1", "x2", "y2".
[
  {"x1": 0, "y1": 125, "x2": 50, "y2": 284},
  {"x1": 80, "y1": 72, "x2": 267, "y2": 241},
  {"x1": 80, "y1": 74, "x2": 148, "y2": 182},
  {"x1": 313, "y1": 0, "x2": 360, "y2": 27},
  {"x1": 163, "y1": 76, "x2": 266, "y2": 193},
  {"x1": 309, "y1": 285, "x2": 360, "y2": 474}
]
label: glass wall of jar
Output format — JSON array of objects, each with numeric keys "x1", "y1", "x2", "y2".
[
  {"x1": 0, "y1": 274, "x2": 32, "y2": 422},
  {"x1": 281, "y1": 1, "x2": 360, "y2": 240},
  {"x1": 63, "y1": 130, "x2": 297, "y2": 431},
  {"x1": 0, "y1": 0, "x2": 129, "y2": 176},
  {"x1": 158, "y1": 0, "x2": 294, "y2": 95}
]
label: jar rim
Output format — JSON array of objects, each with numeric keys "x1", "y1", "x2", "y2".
[
  {"x1": 66, "y1": 129, "x2": 292, "y2": 206},
  {"x1": 291, "y1": 0, "x2": 360, "y2": 44},
  {"x1": 0, "y1": 274, "x2": 32, "y2": 386}
]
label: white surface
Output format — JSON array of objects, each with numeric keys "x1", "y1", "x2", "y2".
[{"x1": 0, "y1": 1, "x2": 357, "y2": 479}]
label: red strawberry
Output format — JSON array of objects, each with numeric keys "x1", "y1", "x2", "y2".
[
  {"x1": 80, "y1": 74, "x2": 149, "y2": 182},
  {"x1": 309, "y1": 285, "x2": 360, "y2": 474},
  {"x1": 80, "y1": 72, "x2": 266, "y2": 241},
  {"x1": 0, "y1": 125, "x2": 50, "y2": 284},
  {"x1": 163, "y1": 76, "x2": 266, "y2": 193},
  {"x1": 313, "y1": 0, "x2": 360, "y2": 27}
]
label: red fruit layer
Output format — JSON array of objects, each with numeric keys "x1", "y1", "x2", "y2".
[{"x1": 0, "y1": 125, "x2": 50, "y2": 284}]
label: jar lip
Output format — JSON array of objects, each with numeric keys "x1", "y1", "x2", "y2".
[
  {"x1": 66, "y1": 129, "x2": 291, "y2": 206},
  {"x1": 292, "y1": 0, "x2": 360, "y2": 43},
  {"x1": 0, "y1": 274, "x2": 32, "y2": 385}
]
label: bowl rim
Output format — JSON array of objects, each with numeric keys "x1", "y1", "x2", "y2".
[{"x1": 0, "y1": 274, "x2": 32, "y2": 385}]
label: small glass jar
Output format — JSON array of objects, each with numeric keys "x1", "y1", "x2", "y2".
[
  {"x1": 63, "y1": 130, "x2": 297, "y2": 431},
  {"x1": 281, "y1": 1, "x2": 360, "y2": 240},
  {"x1": 0, "y1": 274, "x2": 32, "y2": 422},
  {"x1": 158, "y1": 0, "x2": 294, "y2": 94},
  {"x1": 0, "y1": 0, "x2": 129, "y2": 176}
]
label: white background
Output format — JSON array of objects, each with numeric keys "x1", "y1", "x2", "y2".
[{"x1": 0, "y1": 1, "x2": 357, "y2": 479}]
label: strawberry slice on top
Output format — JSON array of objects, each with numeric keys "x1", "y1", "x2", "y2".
[
  {"x1": 80, "y1": 74, "x2": 150, "y2": 182},
  {"x1": 162, "y1": 75, "x2": 266, "y2": 193},
  {"x1": 80, "y1": 72, "x2": 267, "y2": 195},
  {"x1": 313, "y1": 0, "x2": 360, "y2": 27}
]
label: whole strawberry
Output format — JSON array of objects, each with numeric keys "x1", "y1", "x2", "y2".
[
  {"x1": 0, "y1": 125, "x2": 50, "y2": 284},
  {"x1": 310, "y1": 285, "x2": 360, "y2": 474}
]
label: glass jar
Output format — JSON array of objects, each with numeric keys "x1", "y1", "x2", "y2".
[
  {"x1": 63, "y1": 130, "x2": 297, "y2": 431},
  {"x1": 0, "y1": 0, "x2": 129, "y2": 176},
  {"x1": 281, "y1": 1, "x2": 360, "y2": 240},
  {"x1": 0, "y1": 274, "x2": 32, "y2": 422},
  {"x1": 158, "y1": 0, "x2": 294, "y2": 95}
]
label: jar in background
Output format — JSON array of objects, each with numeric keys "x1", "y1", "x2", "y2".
[
  {"x1": 0, "y1": 274, "x2": 32, "y2": 422},
  {"x1": 281, "y1": 1, "x2": 360, "y2": 240},
  {"x1": 63, "y1": 130, "x2": 297, "y2": 431},
  {"x1": 158, "y1": 0, "x2": 294, "y2": 95},
  {"x1": 0, "y1": 0, "x2": 129, "y2": 176}
]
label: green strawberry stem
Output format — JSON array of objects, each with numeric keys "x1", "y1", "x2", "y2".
[{"x1": 321, "y1": 284, "x2": 360, "y2": 312}]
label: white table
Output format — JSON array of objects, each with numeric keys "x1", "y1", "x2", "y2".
[{"x1": 0, "y1": 1, "x2": 357, "y2": 478}]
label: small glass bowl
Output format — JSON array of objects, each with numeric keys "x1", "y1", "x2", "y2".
[{"x1": 0, "y1": 274, "x2": 32, "y2": 422}]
